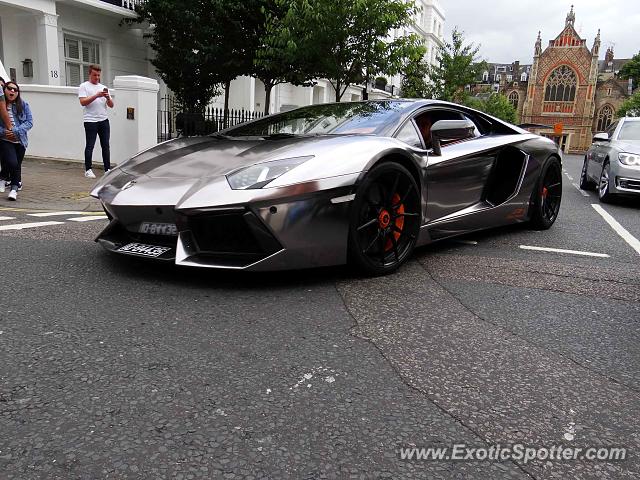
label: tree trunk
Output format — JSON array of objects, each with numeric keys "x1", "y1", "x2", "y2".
[
  {"x1": 264, "y1": 82, "x2": 273, "y2": 115},
  {"x1": 223, "y1": 80, "x2": 231, "y2": 128},
  {"x1": 335, "y1": 81, "x2": 341, "y2": 102}
]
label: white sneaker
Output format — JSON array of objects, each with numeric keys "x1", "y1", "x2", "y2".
[
  {"x1": 8, "y1": 189, "x2": 17, "y2": 201},
  {"x1": 85, "y1": 169, "x2": 96, "y2": 179},
  {"x1": 0, "y1": 183, "x2": 4, "y2": 193}
]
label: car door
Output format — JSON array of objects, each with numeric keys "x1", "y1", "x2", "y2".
[{"x1": 591, "y1": 121, "x2": 618, "y2": 177}]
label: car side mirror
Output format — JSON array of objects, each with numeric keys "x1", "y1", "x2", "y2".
[
  {"x1": 593, "y1": 132, "x2": 609, "y2": 143},
  {"x1": 430, "y1": 119, "x2": 476, "y2": 156}
]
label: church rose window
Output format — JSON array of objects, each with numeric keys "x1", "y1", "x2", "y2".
[
  {"x1": 508, "y1": 91, "x2": 519, "y2": 108},
  {"x1": 597, "y1": 105, "x2": 614, "y2": 132},
  {"x1": 544, "y1": 65, "x2": 577, "y2": 102}
]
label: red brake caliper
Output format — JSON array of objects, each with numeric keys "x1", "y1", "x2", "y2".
[{"x1": 383, "y1": 193, "x2": 405, "y2": 251}]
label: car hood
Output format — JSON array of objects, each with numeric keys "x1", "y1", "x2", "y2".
[
  {"x1": 614, "y1": 140, "x2": 640, "y2": 153},
  {"x1": 120, "y1": 135, "x2": 325, "y2": 179}
]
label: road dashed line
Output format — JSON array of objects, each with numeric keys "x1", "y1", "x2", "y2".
[
  {"x1": 0, "y1": 216, "x2": 16, "y2": 221},
  {"x1": 519, "y1": 245, "x2": 610, "y2": 258},
  {"x1": 67, "y1": 215, "x2": 108, "y2": 222},
  {"x1": 0, "y1": 221, "x2": 65, "y2": 231}
]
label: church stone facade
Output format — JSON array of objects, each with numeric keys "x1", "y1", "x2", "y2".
[{"x1": 474, "y1": 7, "x2": 634, "y2": 153}]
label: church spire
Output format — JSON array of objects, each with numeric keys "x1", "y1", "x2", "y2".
[
  {"x1": 592, "y1": 28, "x2": 601, "y2": 56},
  {"x1": 566, "y1": 5, "x2": 575, "y2": 27},
  {"x1": 535, "y1": 31, "x2": 542, "y2": 56}
]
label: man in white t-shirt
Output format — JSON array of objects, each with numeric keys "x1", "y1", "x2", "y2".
[{"x1": 78, "y1": 64, "x2": 114, "y2": 178}]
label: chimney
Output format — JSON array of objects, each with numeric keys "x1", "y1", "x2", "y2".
[
  {"x1": 605, "y1": 47, "x2": 614, "y2": 65},
  {"x1": 629, "y1": 78, "x2": 634, "y2": 96}
]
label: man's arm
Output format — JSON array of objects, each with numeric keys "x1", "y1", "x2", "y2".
[
  {"x1": 105, "y1": 90, "x2": 114, "y2": 109},
  {"x1": 0, "y1": 97, "x2": 12, "y2": 131},
  {"x1": 79, "y1": 91, "x2": 106, "y2": 107}
]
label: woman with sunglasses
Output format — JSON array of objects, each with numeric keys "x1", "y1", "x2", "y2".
[{"x1": 0, "y1": 81, "x2": 32, "y2": 200}]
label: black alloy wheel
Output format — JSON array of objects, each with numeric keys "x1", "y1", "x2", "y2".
[
  {"x1": 579, "y1": 156, "x2": 596, "y2": 190},
  {"x1": 348, "y1": 162, "x2": 421, "y2": 275},
  {"x1": 530, "y1": 157, "x2": 562, "y2": 230}
]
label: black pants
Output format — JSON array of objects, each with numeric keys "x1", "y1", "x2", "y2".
[
  {"x1": 84, "y1": 119, "x2": 110, "y2": 171},
  {"x1": 0, "y1": 141, "x2": 25, "y2": 187}
]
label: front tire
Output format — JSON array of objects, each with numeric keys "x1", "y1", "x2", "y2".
[
  {"x1": 530, "y1": 157, "x2": 562, "y2": 230},
  {"x1": 348, "y1": 163, "x2": 421, "y2": 275},
  {"x1": 598, "y1": 161, "x2": 614, "y2": 203},
  {"x1": 579, "y1": 156, "x2": 596, "y2": 190}
]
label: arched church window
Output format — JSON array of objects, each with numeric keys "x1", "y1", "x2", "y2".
[
  {"x1": 597, "y1": 105, "x2": 614, "y2": 132},
  {"x1": 544, "y1": 65, "x2": 577, "y2": 102},
  {"x1": 508, "y1": 91, "x2": 519, "y2": 108}
]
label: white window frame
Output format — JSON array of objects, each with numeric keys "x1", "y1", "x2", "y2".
[{"x1": 64, "y1": 34, "x2": 102, "y2": 86}]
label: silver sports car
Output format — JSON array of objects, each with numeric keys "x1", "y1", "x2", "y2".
[
  {"x1": 91, "y1": 100, "x2": 562, "y2": 275},
  {"x1": 581, "y1": 117, "x2": 640, "y2": 202}
]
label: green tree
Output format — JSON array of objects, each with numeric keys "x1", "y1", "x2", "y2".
[
  {"x1": 426, "y1": 28, "x2": 487, "y2": 102},
  {"x1": 462, "y1": 93, "x2": 517, "y2": 123},
  {"x1": 253, "y1": 0, "x2": 320, "y2": 114},
  {"x1": 130, "y1": 0, "x2": 225, "y2": 111},
  {"x1": 133, "y1": 0, "x2": 260, "y2": 116},
  {"x1": 483, "y1": 93, "x2": 517, "y2": 123},
  {"x1": 618, "y1": 51, "x2": 640, "y2": 90},
  {"x1": 400, "y1": 57, "x2": 430, "y2": 98},
  {"x1": 295, "y1": 0, "x2": 423, "y2": 102},
  {"x1": 617, "y1": 91, "x2": 640, "y2": 117}
]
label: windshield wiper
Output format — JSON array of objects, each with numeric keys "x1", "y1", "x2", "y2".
[{"x1": 261, "y1": 133, "x2": 298, "y2": 139}]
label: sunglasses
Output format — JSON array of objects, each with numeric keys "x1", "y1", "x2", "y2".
[{"x1": 5, "y1": 86, "x2": 18, "y2": 93}]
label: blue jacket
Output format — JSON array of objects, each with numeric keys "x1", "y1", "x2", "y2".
[{"x1": 0, "y1": 100, "x2": 33, "y2": 148}]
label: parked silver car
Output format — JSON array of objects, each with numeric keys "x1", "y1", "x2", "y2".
[{"x1": 581, "y1": 117, "x2": 640, "y2": 202}]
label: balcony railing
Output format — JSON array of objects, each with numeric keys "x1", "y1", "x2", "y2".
[
  {"x1": 542, "y1": 101, "x2": 574, "y2": 114},
  {"x1": 100, "y1": 0, "x2": 143, "y2": 10}
]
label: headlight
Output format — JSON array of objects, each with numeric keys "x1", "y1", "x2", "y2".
[
  {"x1": 226, "y1": 156, "x2": 313, "y2": 189},
  {"x1": 619, "y1": 152, "x2": 640, "y2": 166}
]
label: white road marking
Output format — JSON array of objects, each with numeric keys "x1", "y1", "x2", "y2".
[
  {"x1": 565, "y1": 174, "x2": 574, "y2": 181},
  {"x1": 591, "y1": 204, "x2": 640, "y2": 255},
  {"x1": 519, "y1": 245, "x2": 610, "y2": 258},
  {"x1": 28, "y1": 211, "x2": 86, "y2": 217},
  {"x1": 453, "y1": 239, "x2": 478, "y2": 245},
  {"x1": 571, "y1": 182, "x2": 590, "y2": 197},
  {"x1": 67, "y1": 215, "x2": 108, "y2": 222},
  {"x1": 0, "y1": 216, "x2": 16, "y2": 221},
  {"x1": 0, "y1": 221, "x2": 64, "y2": 231}
]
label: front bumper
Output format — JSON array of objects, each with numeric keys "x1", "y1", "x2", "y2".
[
  {"x1": 95, "y1": 175, "x2": 358, "y2": 271},
  {"x1": 611, "y1": 162, "x2": 640, "y2": 195}
]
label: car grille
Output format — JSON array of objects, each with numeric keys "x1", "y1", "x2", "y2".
[
  {"x1": 183, "y1": 210, "x2": 281, "y2": 256},
  {"x1": 618, "y1": 177, "x2": 640, "y2": 192}
]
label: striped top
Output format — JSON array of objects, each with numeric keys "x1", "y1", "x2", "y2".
[{"x1": 4, "y1": 107, "x2": 19, "y2": 143}]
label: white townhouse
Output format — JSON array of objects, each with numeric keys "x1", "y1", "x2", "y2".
[{"x1": 0, "y1": 0, "x2": 153, "y2": 87}]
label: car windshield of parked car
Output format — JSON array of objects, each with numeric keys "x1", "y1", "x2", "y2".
[
  {"x1": 224, "y1": 101, "x2": 409, "y2": 137},
  {"x1": 618, "y1": 122, "x2": 640, "y2": 141}
]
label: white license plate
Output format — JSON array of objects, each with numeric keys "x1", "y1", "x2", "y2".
[
  {"x1": 138, "y1": 222, "x2": 178, "y2": 236},
  {"x1": 117, "y1": 243, "x2": 172, "y2": 257}
]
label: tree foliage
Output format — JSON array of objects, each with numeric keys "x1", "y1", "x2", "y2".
[
  {"x1": 253, "y1": 0, "x2": 321, "y2": 114},
  {"x1": 463, "y1": 93, "x2": 517, "y2": 123},
  {"x1": 617, "y1": 91, "x2": 640, "y2": 117},
  {"x1": 400, "y1": 57, "x2": 430, "y2": 98},
  {"x1": 426, "y1": 28, "x2": 487, "y2": 102},
  {"x1": 291, "y1": 0, "x2": 424, "y2": 102},
  {"x1": 618, "y1": 51, "x2": 640, "y2": 90}
]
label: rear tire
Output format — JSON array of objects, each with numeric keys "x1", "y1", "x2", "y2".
[
  {"x1": 598, "y1": 161, "x2": 614, "y2": 203},
  {"x1": 530, "y1": 157, "x2": 562, "y2": 230},
  {"x1": 579, "y1": 156, "x2": 596, "y2": 190},
  {"x1": 348, "y1": 162, "x2": 421, "y2": 276}
]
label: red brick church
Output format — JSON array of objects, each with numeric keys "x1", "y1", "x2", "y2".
[{"x1": 475, "y1": 7, "x2": 634, "y2": 153}]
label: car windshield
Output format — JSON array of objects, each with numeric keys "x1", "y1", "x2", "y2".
[
  {"x1": 223, "y1": 101, "x2": 410, "y2": 137},
  {"x1": 618, "y1": 122, "x2": 640, "y2": 141}
]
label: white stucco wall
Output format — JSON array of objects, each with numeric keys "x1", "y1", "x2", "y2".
[{"x1": 21, "y1": 76, "x2": 158, "y2": 164}]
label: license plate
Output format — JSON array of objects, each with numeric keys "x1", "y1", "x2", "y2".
[
  {"x1": 117, "y1": 243, "x2": 172, "y2": 257},
  {"x1": 138, "y1": 222, "x2": 178, "y2": 236}
]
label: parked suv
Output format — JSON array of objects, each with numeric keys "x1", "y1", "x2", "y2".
[{"x1": 581, "y1": 117, "x2": 640, "y2": 202}]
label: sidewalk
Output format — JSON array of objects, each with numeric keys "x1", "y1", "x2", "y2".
[{"x1": 0, "y1": 156, "x2": 103, "y2": 212}]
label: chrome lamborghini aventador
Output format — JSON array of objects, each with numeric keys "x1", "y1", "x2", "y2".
[{"x1": 91, "y1": 100, "x2": 562, "y2": 275}]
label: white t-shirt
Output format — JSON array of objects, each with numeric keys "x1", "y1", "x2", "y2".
[{"x1": 78, "y1": 81, "x2": 110, "y2": 122}]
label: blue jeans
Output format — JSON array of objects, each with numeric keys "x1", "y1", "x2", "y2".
[
  {"x1": 0, "y1": 141, "x2": 25, "y2": 187},
  {"x1": 84, "y1": 119, "x2": 110, "y2": 171}
]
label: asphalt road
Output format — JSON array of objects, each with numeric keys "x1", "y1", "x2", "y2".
[{"x1": 1, "y1": 154, "x2": 639, "y2": 479}]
